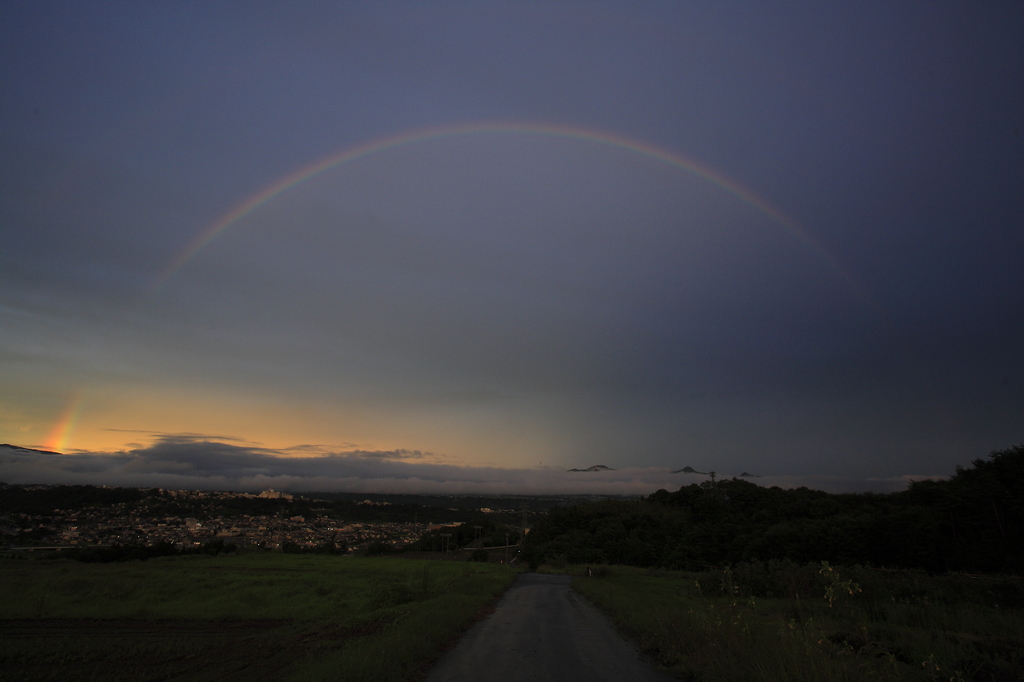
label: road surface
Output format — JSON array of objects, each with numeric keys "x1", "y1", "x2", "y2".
[{"x1": 426, "y1": 573, "x2": 677, "y2": 682}]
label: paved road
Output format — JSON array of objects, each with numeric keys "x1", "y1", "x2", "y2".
[{"x1": 426, "y1": 573, "x2": 678, "y2": 682}]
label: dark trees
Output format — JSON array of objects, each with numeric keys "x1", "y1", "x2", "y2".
[{"x1": 524, "y1": 446, "x2": 1024, "y2": 574}]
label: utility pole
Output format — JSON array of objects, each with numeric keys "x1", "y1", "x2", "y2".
[
  {"x1": 440, "y1": 533, "x2": 452, "y2": 555},
  {"x1": 504, "y1": 532, "x2": 509, "y2": 564},
  {"x1": 709, "y1": 471, "x2": 716, "y2": 484}
]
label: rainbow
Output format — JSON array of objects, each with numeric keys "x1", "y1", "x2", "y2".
[
  {"x1": 44, "y1": 394, "x2": 82, "y2": 453},
  {"x1": 147, "y1": 121, "x2": 865, "y2": 300}
]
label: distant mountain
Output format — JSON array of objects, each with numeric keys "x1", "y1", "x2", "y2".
[
  {"x1": 567, "y1": 464, "x2": 615, "y2": 472},
  {"x1": 0, "y1": 443, "x2": 62, "y2": 455},
  {"x1": 739, "y1": 472, "x2": 761, "y2": 478},
  {"x1": 672, "y1": 466, "x2": 708, "y2": 475}
]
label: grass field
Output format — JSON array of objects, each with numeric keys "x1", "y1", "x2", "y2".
[
  {"x1": 557, "y1": 562, "x2": 1024, "y2": 682},
  {"x1": 0, "y1": 552, "x2": 518, "y2": 681}
]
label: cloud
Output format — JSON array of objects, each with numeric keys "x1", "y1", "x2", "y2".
[
  {"x1": 341, "y1": 449, "x2": 434, "y2": 461},
  {"x1": 282, "y1": 443, "x2": 366, "y2": 454},
  {"x1": 103, "y1": 429, "x2": 261, "y2": 444},
  {"x1": 0, "y1": 438, "x2": 939, "y2": 495}
]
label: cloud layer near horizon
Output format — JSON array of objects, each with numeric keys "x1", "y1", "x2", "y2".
[{"x1": 0, "y1": 437, "x2": 942, "y2": 496}]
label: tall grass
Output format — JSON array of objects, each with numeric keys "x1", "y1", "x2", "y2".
[
  {"x1": 2, "y1": 553, "x2": 504, "y2": 619},
  {"x1": 1, "y1": 553, "x2": 517, "y2": 681},
  {"x1": 288, "y1": 569, "x2": 510, "y2": 682},
  {"x1": 565, "y1": 562, "x2": 1024, "y2": 682}
]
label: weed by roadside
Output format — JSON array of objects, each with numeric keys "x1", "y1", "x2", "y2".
[{"x1": 568, "y1": 562, "x2": 1023, "y2": 682}]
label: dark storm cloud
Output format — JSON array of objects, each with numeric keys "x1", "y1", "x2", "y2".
[{"x1": 1, "y1": 2, "x2": 1022, "y2": 479}]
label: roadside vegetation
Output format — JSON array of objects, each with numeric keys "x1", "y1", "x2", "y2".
[
  {"x1": 558, "y1": 561, "x2": 1024, "y2": 682},
  {"x1": 525, "y1": 446, "x2": 1024, "y2": 680},
  {"x1": 0, "y1": 552, "x2": 518, "y2": 681}
]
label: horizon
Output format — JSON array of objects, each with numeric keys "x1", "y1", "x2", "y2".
[{"x1": 0, "y1": 439, "x2": 955, "y2": 496}]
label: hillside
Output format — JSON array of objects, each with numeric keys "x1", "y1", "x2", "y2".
[{"x1": 524, "y1": 445, "x2": 1024, "y2": 574}]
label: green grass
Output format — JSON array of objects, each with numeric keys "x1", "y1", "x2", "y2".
[
  {"x1": 0, "y1": 553, "x2": 517, "y2": 681},
  {"x1": 558, "y1": 563, "x2": 1024, "y2": 682}
]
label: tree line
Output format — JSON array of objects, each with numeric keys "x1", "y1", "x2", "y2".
[
  {"x1": 405, "y1": 518, "x2": 521, "y2": 552},
  {"x1": 523, "y1": 445, "x2": 1024, "y2": 574},
  {"x1": 0, "y1": 484, "x2": 522, "y2": 526}
]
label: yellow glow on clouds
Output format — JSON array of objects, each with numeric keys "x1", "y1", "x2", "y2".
[{"x1": 5, "y1": 383, "x2": 558, "y2": 467}]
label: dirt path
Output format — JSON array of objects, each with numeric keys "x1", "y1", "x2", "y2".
[{"x1": 425, "y1": 573, "x2": 677, "y2": 682}]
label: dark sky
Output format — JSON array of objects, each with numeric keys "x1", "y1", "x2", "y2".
[{"x1": 2, "y1": 2, "x2": 1022, "y2": 493}]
